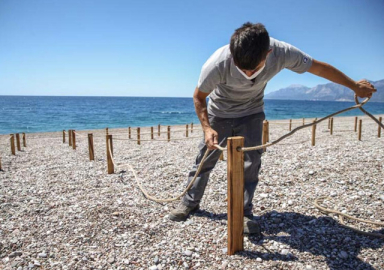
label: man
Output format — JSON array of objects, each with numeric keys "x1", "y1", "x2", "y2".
[{"x1": 168, "y1": 22, "x2": 376, "y2": 235}]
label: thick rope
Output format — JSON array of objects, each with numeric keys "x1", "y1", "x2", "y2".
[
  {"x1": 314, "y1": 197, "x2": 384, "y2": 238},
  {"x1": 107, "y1": 139, "x2": 212, "y2": 202}
]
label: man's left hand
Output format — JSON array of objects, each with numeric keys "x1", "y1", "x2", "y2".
[{"x1": 354, "y1": 79, "x2": 377, "y2": 98}]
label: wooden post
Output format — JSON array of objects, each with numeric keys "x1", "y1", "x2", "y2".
[
  {"x1": 72, "y1": 130, "x2": 76, "y2": 150},
  {"x1": 302, "y1": 118, "x2": 305, "y2": 125},
  {"x1": 330, "y1": 118, "x2": 334, "y2": 135},
  {"x1": 262, "y1": 121, "x2": 267, "y2": 152},
  {"x1": 129, "y1": 127, "x2": 131, "y2": 139},
  {"x1": 69, "y1": 130, "x2": 72, "y2": 146},
  {"x1": 137, "y1": 128, "x2": 141, "y2": 145},
  {"x1": 22, "y1": 133, "x2": 26, "y2": 148},
  {"x1": 88, "y1": 133, "x2": 94, "y2": 161},
  {"x1": 158, "y1": 124, "x2": 160, "y2": 136},
  {"x1": 354, "y1": 117, "x2": 358, "y2": 132},
  {"x1": 106, "y1": 127, "x2": 109, "y2": 135},
  {"x1": 311, "y1": 120, "x2": 316, "y2": 146},
  {"x1": 0, "y1": 157, "x2": 2, "y2": 171},
  {"x1": 63, "y1": 130, "x2": 66, "y2": 143},
  {"x1": 10, "y1": 134, "x2": 15, "y2": 155},
  {"x1": 289, "y1": 119, "x2": 292, "y2": 131},
  {"x1": 219, "y1": 152, "x2": 224, "y2": 161},
  {"x1": 151, "y1": 127, "x2": 154, "y2": 140},
  {"x1": 167, "y1": 126, "x2": 170, "y2": 142},
  {"x1": 266, "y1": 120, "x2": 269, "y2": 142},
  {"x1": 186, "y1": 124, "x2": 189, "y2": 137},
  {"x1": 16, "y1": 133, "x2": 21, "y2": 151},
  {"x1": 191, "y1": 123, "x2": 193, "y2": 133},
  {"x1": 378, "y1": 117, "x2": 382, "y2": 138},
  {"x1": 106, "y1": 135, "x2": 114, "y2": 174},
  {"x1": 227, "y1": 136, "x2": 244, "y2": 255},
  {"x1": 328, "y1": 118, "x2": 330, "y2": 129},
  {"x1": 358, "y1": 119, "x2": 362, "y2": 141}
]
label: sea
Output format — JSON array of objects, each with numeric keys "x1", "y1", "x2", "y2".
[{"x1": 0, "y1": 96, "x2": 383, "y2": 135}]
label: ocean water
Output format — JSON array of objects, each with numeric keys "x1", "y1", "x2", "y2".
[{"x1": 0, "y1": 96, "x2": 383, "y2": 134}]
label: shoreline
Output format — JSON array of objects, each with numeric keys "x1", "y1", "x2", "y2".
[{"x1": 1, "y1": 113, "x2": 383, "y2": 137}]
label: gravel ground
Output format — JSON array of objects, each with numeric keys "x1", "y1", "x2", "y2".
[{"x1": 0, "y1": 114, "x2": 383, "y2": 270}]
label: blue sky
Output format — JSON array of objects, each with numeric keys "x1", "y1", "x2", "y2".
[{"x1": 0, "y1": 0, "x2": 383, "y2": 97}]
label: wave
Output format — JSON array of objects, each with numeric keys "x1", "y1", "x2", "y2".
[{"x1": 150, "y1": 111, "x2": 193, "y2": 115}]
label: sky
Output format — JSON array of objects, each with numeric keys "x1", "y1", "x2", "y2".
[{"x1": 0, "y1": 0, "x2": 383, "y2": 97}]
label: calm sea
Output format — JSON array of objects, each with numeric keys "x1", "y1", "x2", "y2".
[{"x1": 0, "y1": 96, "x2": 383, "y2": 134}]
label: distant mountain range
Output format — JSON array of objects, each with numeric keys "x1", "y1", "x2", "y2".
[{"x1": 265, "y1": 79, "x2": 384, "y2": 102}]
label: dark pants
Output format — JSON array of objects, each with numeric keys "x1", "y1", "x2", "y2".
[{"x1": 182, "y1": 112, "x2": 265, "y2": 216}]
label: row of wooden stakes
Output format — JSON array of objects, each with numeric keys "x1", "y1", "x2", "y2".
[{"x1": 0, "y1": 133, "x2": 27, "y2": 171}]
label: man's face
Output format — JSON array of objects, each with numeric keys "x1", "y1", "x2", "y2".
[{"x1": 239, "y1": 49, "x2": 272, "y2": 76}]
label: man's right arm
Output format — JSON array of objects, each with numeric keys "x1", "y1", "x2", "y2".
[{"x1": 193, "y1": 87, "x2": 218, "y2": 150}]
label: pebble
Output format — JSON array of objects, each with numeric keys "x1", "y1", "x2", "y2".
[
  {"x1": 154, "y1": 255, "x2": 159, "y2": 264},
  {"x1": 184, "y1": 250, "x2": 193, "y2": 256},
  {"x1": 149, "y1": 266, "x2": 158, "y2": 270},
  {"x1": 281, "y1": 249, "x2": 289, "y2": 255},
  {"x1": 9, "y1": 251, "x2": 22, "y2": 258},
  {"x1": 339, "y1": 251, "x2": 348, "y2": 259},
  {"x1": 183, "y1": 262, "x2": 189, "y2": 268},
  {"x1": 306, "y1": 265, "x2": 313, "y2": 269},
  {"x1": 288, "y1": 200, "x2": 293, "y2": 206},
  {"x1": 309, "y1": 170, "x2": 314, "y2": 175},
  {"x1": 222, "y1": 248, "x2": 228, "y2": 254},
  {"x1": 38, "y1": 252, "x2": 47, "y2": 258},
  {"x1": 256, "y1": 257, "x2": 262, "y2": 262}
]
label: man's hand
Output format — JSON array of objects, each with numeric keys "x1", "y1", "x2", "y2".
[
  {"x1": 353, "y1": 79, "x2": 377, "y2": 98},
  {"x1": 204, "y1": 127, "x2": 219, "y2": 150}
]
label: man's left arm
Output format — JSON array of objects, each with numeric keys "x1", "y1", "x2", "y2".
[{"x1": 307, "y1": 60, "x2": 377, "y2": 98}]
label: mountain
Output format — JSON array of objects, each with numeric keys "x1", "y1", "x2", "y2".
[{"x1": 265, "y1": 79, "x2": 384, "y2": 102}]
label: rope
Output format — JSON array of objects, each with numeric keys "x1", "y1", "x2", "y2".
[
  {"x1": 314, "y1": 197, "x2": 384, "y2": 238},
  {"x1": 107, "y1": 139, "x2": 212, "y2": 202},
  {"x1": 73, "y1": 131, "x2": 88, "y2": 139},
  {"x1": 111, "y1": 136, "x2": 202, "y2": 142},
  {"x1": 240, "y1": 96, "x2": 380, "y2": 152}
]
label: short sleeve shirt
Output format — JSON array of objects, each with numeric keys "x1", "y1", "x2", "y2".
[{"x1": 197, "y1": 37, "x2": 313, "y2": 118}]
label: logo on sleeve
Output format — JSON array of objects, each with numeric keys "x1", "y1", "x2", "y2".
[{"x1": 303, "y1": 57, "x2": 308, "y2": 64}]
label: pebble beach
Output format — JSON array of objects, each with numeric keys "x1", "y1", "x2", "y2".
[{"x1": 0, "y1": 115, "x2": 383, "y2": 270}]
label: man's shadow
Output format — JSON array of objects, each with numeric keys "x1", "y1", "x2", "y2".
[{"x1": 192, "y1": 210, "x2": 384, "y2": 270}]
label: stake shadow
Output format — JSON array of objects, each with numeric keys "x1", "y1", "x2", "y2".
[{"x1": 192, "y1": 209, "x2": 384, "y2": 269}]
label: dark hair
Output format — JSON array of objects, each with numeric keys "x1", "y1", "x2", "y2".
[{"x1": 230, "y1": 22, "x2": 270, "y2": 70}]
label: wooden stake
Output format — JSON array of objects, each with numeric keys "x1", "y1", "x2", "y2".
[
  {"x1": 303, "y1": 118, "x2": 305, "y2": 125},
  {"x1": 167, "y1": 126, "x2": 170, "y2": 142},
  {"x1": 186, "y1": 124, "x2": 189, "y2": 137},
  {"x1": 137, "y1": 127, "x2": 141, "y2": 145},
  {"x1": 358, "y1": 119, "x2": 362, "y2": 141},
  {"x1": 69, "y1": 130, "x2": 72, "y2": 146},
  {"x1": 10, "y1": 134, "x2": 15, "y2": 155},
  {"x1": 16, "y1": 133, "x2": 21, "y2": 151},
  {"x1": 63, "y1": 130, "x2": 66, "y2": 143},
  {"x1": 0, "y1": 157, "x2": 2, "y2": 171},
  {"x1": 266, "y1": 120, "x2": 269, "y2": 142},
  {"x1": 106, "y1": 127, "x2": 109, "y2": 135},
  {"x1": 330, "y1": 118, "x2": 334, "y2": 135},
  {"x1": 354, "y1": 117, "x2": 358, "y2": 132},
  {"x1": 289, "y1": 119, "x2": 292, "y2": 131},
  {"x1": 106, "y1": 135, "x2": 114, "y2": 174},
  {"x1": 328, "y1": 118, "x2": 330, "y2": 129},
  {"x1": 158, "y1": 124, "x2": 160, "y2": 136},
  {"x1": 262, "y1": 121, "x2": 267, "y2": 152},
  {"x1": 22, "y1": 133, "x2": 26, "y2": 148},
  {"x1": 72, "y1": 130, "x2": 76, "y2": 150},
  {"x1": 191, "y1": 123, "x2": 193, "y2": 133},
  {"x1": 88, "y1": 133, "x2": 94, "y2": 161},
  {"x1": 311, "y1": 120, "x2": 316, "y2": 146},
  {"x1": 129, "y1": 127, "x2": 131, "y2": 139},
  {"x1": 378, "y1": 117, "x2": 382, "y2": 138},
  {"x1": 151, "y1": 127, "x2": 154, "y2": 140},
  {"x1": 219, "y1": 152, "x2": 224, "y2": 161},
  {"x1": 227, "y1": 136, "x2": 244, "y2": 255}
]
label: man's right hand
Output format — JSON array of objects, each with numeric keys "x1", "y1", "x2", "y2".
[{"x1": 204, "y1": 127, "x2": 219, "y2": 150}]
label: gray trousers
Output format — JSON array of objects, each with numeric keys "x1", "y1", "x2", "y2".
[{"x1": 182, "y1": 112, "x2": 265, "y2": 216}]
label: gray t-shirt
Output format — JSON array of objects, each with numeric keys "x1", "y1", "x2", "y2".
[{"x1": 197, "y1": 37, "x2": 313, "y2": 118}]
